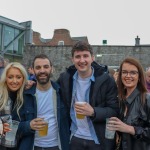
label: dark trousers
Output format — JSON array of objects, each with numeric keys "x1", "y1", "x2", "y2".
[
  {"x1": 34, "y1": 146, "x2": 59, "y2": 150},
  {"x1": 70, "y1": 136, "x2": 101, "y2": 150},
  {"x1": 0, "y1": 145, "x2": 16, "y2": 150}
]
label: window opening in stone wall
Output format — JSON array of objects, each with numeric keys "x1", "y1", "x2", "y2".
[{"x1": 58, "y1": 41, "x2": 64, "y2": 45}]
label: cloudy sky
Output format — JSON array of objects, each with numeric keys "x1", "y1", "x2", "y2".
[{"x1": 0, "y1": 0, "x2": 150, "y2": 45}]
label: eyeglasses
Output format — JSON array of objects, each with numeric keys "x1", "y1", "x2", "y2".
[{"x1": 121, "y1": 70, "x2": 139, "y2": 77}]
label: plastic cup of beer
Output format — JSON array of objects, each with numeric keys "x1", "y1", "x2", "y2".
[
  {"x1": 105, "y1": 118, "x2": 115, "y2": 139},
  {"x1": 38, "y1": 119, "x2": 49, "y2": 137},
  {"x1": 75, "y1": 101, "x2": 86, "y2": 119}
]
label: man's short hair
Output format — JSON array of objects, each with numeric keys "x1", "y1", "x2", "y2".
[
  {"x1": 71, "y1": 41, "x2": 93, "y2": 57},
  {"x1": 32, "y1": 54, "x2": 52, "y2": 68}
]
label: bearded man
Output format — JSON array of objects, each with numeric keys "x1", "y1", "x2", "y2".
[{"x1": 30, "y1": 54, "x2": 70, "y2": 150}]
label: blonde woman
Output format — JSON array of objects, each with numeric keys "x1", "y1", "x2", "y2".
[{"x1": 0, "y1": 62, "x2": 37, "y2": 150}]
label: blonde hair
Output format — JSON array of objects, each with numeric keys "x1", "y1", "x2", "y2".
[{"x1": 0, "y1": 62, "x2": 28, "y2": 118}]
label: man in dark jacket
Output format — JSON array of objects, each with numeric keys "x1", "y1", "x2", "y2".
[
  {"x1": 58, "y1": 41, "x2": 119, "y2": 150},
  {"x1": 30, "y1": 54, "x2": 70, "y2": 150}
]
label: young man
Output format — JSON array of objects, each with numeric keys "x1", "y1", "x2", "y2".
[
  {"x1": 58, "y1": 41, "x2": 119, "y2": 150},
  {"x1": 30, "y1": 54, "x2": 70, "y2": 150}
]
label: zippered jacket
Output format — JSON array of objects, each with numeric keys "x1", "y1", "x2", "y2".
[
  {"x1": 58, "y1": 61, "x2": 119, "y2": 150},
  {"x1": 13, "y1": 81, "x2": 70, "y2": 150}
]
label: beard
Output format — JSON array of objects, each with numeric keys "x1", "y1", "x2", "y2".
[{"x1": 35, "y1": 72, "x2": 51, "y2": 85}]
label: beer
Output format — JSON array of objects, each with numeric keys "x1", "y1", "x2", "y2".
[
  {"x1": 75, "y1": 101, "x2": 86, "y2": 119},
  {"x1": 38, "y1": 123, "x2": 48, "y2": 137},
  {"x1": 76, "y1": 114, "x2": 85, "y2": 119},
  {"x1": 38, "y1": 119, "x2": 48, "y2": 137}
]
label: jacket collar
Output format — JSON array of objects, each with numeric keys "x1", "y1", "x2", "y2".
[
  {"x1": 24, "y1": 80, "x2": 59, "y2": 95},
  {"x1": 126, "y1": 88, "x2": 140, "y2": 104},
  {"x1": 73, "y1": 67, "x2": 95, "y2": 82},
  {"x1": 67, "y1": 61, "x2": 105, "y2": 77},
  {"x1": 24, "y1": 84, "x2": 36, "y2": 95}
]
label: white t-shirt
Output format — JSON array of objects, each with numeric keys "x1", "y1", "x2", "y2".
[
  {"x1": 34, "y1": 87, "x2": 58, "y2": 147},
  {"x1": 74, "y1": 75, "x2": 93, "y2": 140}
]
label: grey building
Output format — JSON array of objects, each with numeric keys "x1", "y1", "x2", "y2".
[{"x1": 0, "y1": 16, "x2": 33, "y2": 61}]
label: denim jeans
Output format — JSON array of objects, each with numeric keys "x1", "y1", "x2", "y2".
[{"x1": 70, "y1": 136, "x2": 101, "y2": 150}]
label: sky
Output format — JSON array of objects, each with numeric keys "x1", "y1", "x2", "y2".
[{"x1": 0, "y1": 0, "x2": 150, "y2": 45}]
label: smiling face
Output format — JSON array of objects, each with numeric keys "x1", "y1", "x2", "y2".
[
  {"x1": 72, "y1": 50, "x2": 94, "y2": 78},
  {"x1": 33, "y1": 58, "x2": 52, "y2": 85},
  {"x1": 6, "y1": 67, "x2": 24, "y2": 92},
  {"x1": 121, "y1": 62, "x2": 139, "y2": 93}
]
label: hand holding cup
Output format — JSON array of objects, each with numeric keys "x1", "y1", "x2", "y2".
[
  {"x1": 75, "y1": 102, "x2": 86, "y2": 119},
  {"x1": 30, "y1": 118, "x2": 47, "y2": 130},
  {"x1": 105, "y1": 118, "x2": 116, "y2": 139},
  {"x1": 38, "y1": 119, "x2": 49, "y2": 137}
]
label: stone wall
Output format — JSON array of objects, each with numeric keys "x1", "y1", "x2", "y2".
[{"x1": 23, "y1": 45, "x2": 150, "y2": 81}]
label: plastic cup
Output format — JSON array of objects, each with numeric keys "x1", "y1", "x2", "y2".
[
  {"x1": 38, "y1": 119, "x2": 49, "y2": 137},
  {"x1": 5, "y1": 120, "x2": 19, "y2": 142},
  {"x1": 0, "y1": 119, "x2": 3, "y2": 135},
  {"x1": 105, "y1": 118, "x2": 115, "y2": 139},
  {"x1": 75, "y1": 102, "x2": 86, "y2": 119}
]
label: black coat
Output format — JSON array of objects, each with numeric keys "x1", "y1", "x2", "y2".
[
  {"x1": 119, "y1": 88, "x2": 150, "y2": 150},
  {"x1": 58, "y1": 61, "x2": 119, "y2": 150}
]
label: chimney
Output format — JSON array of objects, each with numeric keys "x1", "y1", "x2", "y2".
[{"x1": 135, "y1": 36, "x2": 140, "y2": 46}]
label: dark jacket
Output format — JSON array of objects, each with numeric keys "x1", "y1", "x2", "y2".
[
  {"x1": 119, "y1": 88, "x2": 150, "y2": 150},
  {"x1": 49, "y1": 81, "x2": 70, "y2": 150},
  {"x1": 16, "y1": 81, "x2": 70, "y2": 150},
  {"x1": 58, "y1": 61, "x2": 119, "y2": 150},
  {"x1": 12, "y1": 85, "x2": 37, "y2": 150}
]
